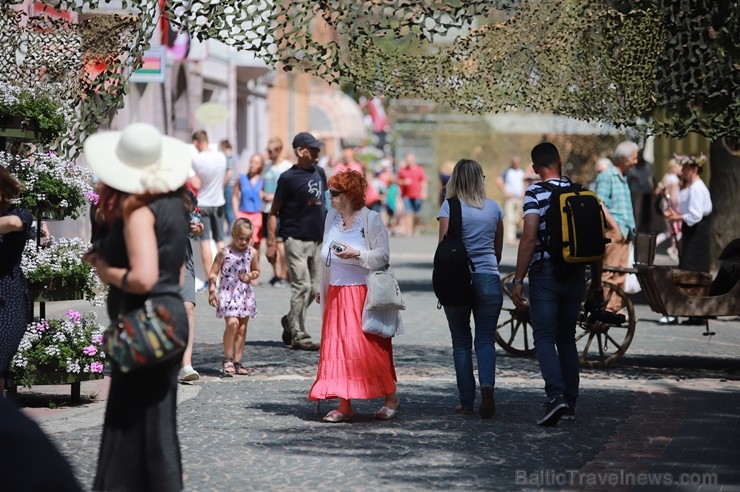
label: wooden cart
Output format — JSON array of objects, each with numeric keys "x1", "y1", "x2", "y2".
[{"x1": 495, "y1": 234, "x2": 740, "y2": 368}]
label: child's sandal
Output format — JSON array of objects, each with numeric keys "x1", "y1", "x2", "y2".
[
  {"x1": 222, "y1": 359, "x2": 235, "y2": 376},
  {"x1": 233, "y1": 362, "x2": 250, "y2": 375}
]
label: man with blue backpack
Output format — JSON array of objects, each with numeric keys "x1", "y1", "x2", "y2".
[{"x1": 512, "y1": 142, "x2": 605, "y2": 426}]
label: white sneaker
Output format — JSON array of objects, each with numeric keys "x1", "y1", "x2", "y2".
[
  {"x1": 667, "y1": 245, "x2": 679, "y2": 262},
  {"x1": 658, "y1": 316, "x2": 678, "y2": 325},
  {"x1": 178, "y1": 365, "x2": 200, "y2": 382}
]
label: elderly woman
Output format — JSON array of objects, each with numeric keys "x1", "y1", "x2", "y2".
[
  {"x1": 308, "y1": 170, "x2": 401, "y2": 422},
  {"x1": 437, "y1": 159, "x2": 504, "y2": 418},
  {"x1": 0, "y1": 166, "x2": 33, "y2": 394},
  {"x1": 83, "y1": 123, "x2": 192, "y2": 491}
]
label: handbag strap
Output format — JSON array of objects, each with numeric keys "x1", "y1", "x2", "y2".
[{"x1": 361, "y1": 207, "x2": 390, "y2": 271}]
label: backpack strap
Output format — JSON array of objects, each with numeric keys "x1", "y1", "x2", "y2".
[
  {"x1": 447, "y1": 197, "x2": 463, "y2": 239},
  {"x1": 445, "y1": 197, "x2": 476, "y2": 272}
]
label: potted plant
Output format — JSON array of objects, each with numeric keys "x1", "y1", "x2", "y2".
[
  {"x1": 0, "y1": 150, "x2": 94, "y2": 220},
  {"x1": 9, "y1": 310, "x2": 106, "y2": 388},
  {"x1": 21, "y1": 236, "x2": 106, "y2": 304},
  {"x1": 0, "y1": 81, "x2": 66, "y2": 143}
]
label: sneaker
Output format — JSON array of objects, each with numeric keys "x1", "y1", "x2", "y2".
[
  {"x1": 561, "y1": 406, "x2": 576, "y2": 421},
  {"x1": 658, "y1": 315, "x2": 678, "y2": 325},
  {"x1": 291, "y1": 341, "x2": 320, "y2": 351},
  {"x1": 667, "y1": 245, "x2": 679, "y2": 262},
  {"x1": 281, "y1": 315, "x2": 292, "y2": 346},
  {"x1": 537, "y1": 395, "x2": 568, "y2": 426},
  {"x1": 273, "y1": 278, "x2": 290, "y2": 289},
  {"x1": 479, "y1": 386, "x2": 496, "y2": 419},
  {"x1": 178, "y1": 365, "x2": 200, "y2": 382}
]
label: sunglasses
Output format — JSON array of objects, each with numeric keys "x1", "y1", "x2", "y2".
[{"x1": 329, "y1": 189, "x2": 344, "y2": 197}]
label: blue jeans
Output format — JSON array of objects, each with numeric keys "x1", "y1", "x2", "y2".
[
  {"x1": 528, "y1": 261, "x2": 586, "y2": 406},
  {"x1": 443, "y1": 273, "x2": 503, "y2": 408},
  {"x1": 224, "y1": 185, "x2": 235, "y2": 229}
]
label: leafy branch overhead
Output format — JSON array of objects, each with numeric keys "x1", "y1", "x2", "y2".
[{"x1": 1, "y1": 0, "x2": 738, "y2": 150}]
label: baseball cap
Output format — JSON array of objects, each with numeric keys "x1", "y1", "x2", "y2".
[{"x1": 292, "y1": 132, "x2": 323, "y2": 149}]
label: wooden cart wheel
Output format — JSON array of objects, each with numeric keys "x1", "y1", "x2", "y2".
[
  {"x1": 496, "y1": 272, "x2": 536, "y2": 356},
  {"x1": 576, "y1": 280, "x2": 636, "y2": 368}
]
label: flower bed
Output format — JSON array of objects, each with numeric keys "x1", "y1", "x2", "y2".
[
  {"x1": 10, "y1": 310, "x2": 106, "y2": 389},
  {"x1": 21, "y1": 236, "x2": 106, "y2": 305}
]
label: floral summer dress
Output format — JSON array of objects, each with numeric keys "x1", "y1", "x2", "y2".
[{"x1": 216, "y1": 245, "x2": 257, "y2": 319}]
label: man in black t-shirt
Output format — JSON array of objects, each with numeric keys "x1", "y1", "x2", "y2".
[{"x1": 266, "y1": 132, "x2": 327, "y2": 351}]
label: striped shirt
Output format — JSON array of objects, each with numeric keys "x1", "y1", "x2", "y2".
[
  {"x1": 522, "y1": 177, "x2": 572, "y2": 263},
  {"x1": 593, "y1": 166, "x2": 635, "y2": 240}
]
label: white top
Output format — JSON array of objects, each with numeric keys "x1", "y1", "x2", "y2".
[
  {"x1": 192, "y1": 150, "x2": 227, "y2": 207},
  {"x1": 319, "y1": 207, "x2": 390, "y2": 317},
  {"x1": 503, "y1": 167, "x2": 525, "y2": 197},
  {"x1": 678, "y1": 178, "x2": 712, "y2": 227},
  {"x1": 322, "y1": 214, "x2": 368, "y2": 286}
]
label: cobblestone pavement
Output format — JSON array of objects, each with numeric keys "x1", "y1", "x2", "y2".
[{"x1": 18, "y1": 235, "x2": 740, "y2": 491}]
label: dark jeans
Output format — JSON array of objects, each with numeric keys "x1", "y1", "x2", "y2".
[{"x1": 528, "y1": 261, "x2": 585, "y2": 406}]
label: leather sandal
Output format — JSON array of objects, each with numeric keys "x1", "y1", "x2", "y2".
[
  {"x1": 233, "y1": 361, "x2": 249, "y2": 375},
  {"x1": 375, "y1": 402, "x2": 400, "y2": 420},
  {"x1": 222, "y1": 359, "x2": 235, "y2": 377},
  {"x1": 322, "y1": 410, "x2": 353, "y2": 423}
]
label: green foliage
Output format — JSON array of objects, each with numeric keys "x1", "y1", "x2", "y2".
[{"x1": 0, "y1": 85, "x2": 66, "y2": 142}]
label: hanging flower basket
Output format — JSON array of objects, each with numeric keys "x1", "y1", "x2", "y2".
[
  {"x1": 0, "y1": 81, "x2": 66, "y2": 144},
  {"x1": 28, "y1": 277, "x2": 86, "y2": 302},
  {"x1": 0, "y1": 150, "x2": 95, "y2": 220},
  {"x1": 21, "y1": 237, "x2": 106, "y2": 305},
  {"x1": 9, "y1": 310, "x2": 107, "y2": 389}
]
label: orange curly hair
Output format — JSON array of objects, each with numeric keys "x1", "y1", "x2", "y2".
[{"x1": 328, "y1": 170, "x2": 366, "y2": 210}]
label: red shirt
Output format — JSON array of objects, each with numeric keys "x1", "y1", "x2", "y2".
[{"x1": 398, "y1": 164, "x2": 426, "y2": 199}]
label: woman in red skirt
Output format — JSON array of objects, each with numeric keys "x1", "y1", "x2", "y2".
[{"x1": 309, "y1": 170, "x2": 401, "y2": 423}]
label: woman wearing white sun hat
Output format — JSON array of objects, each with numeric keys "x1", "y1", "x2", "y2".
[{"x1": 83, "y1": 122, "x2": 192, "y2": 492}]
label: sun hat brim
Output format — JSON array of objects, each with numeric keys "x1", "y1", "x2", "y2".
[{"x1": 84, "y1": 131, "x2": 192, "y2": 194}]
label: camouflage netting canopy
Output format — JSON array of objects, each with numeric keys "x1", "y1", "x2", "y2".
[
  {"x1": 0, "y1": 1, "x2": 157, "y2": 157},
  {"x1": 1, "y1": 0, "x2": 738, "y2": 153},
  {"x1": 165, "y1": 0, "x2": 737, "y2": 139}
]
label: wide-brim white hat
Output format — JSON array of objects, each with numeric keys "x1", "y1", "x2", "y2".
[{"x1": 84, "y1": 123, "x2": 191, "y2": 194}]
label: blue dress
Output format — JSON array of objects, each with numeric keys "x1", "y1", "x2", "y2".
[{"x1": 0, "y1": 206, "x2": 32, "y2": 374}]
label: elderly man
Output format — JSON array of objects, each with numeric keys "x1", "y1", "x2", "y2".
[{"x1": 593, "y1": 141, "x2": 638, "y2": 308}]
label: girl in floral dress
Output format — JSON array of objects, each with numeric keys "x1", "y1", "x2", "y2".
[{"x1": 208, "y1": 218, "x2": 259, "y2": 376}]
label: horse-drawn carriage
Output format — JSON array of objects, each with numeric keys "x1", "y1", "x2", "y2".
[{"x1": 495, "y1": 234, "x2": 740, "y2": 368}]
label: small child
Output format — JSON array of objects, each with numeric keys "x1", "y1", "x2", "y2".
[{"x1": 208, "y1": 218, "x2": 259, "y2": 376}]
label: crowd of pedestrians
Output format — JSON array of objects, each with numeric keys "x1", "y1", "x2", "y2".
[{"x1": 1, "y1": 118, "x2": 720, "y2": 491}]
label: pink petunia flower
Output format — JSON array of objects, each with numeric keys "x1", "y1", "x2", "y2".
[
  {"x1": 66, "y1": 310, "x2": 82, "y2": 323},
  {"x1": 86, "y1": 191, "x2": 100, "y2": 205},
  {"x1": 92, "y1": 334, "x2": 103, "y2": 345},
  {"x1": 90, "y1": 361, "x2": 104, "y2": 373},
  {"x1": 83, "y1": 345, "x2": 98, "y2": 356}
]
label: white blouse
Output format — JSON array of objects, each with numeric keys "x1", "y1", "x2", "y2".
[
  {"x1": 678, "y1": 179, "x2": 712, "y2": 227},
  {"x1": 321, "y1": 213, "x2": 368, "y2": 286}
]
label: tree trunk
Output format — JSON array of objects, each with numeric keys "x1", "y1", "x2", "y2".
[{"x1": 709, "y1": 138, "x2": 740, "y2": 271}]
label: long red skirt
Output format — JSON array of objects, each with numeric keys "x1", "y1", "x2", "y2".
[{"x1": 308, "y1": 284, "x2": 397, "y2": 401}]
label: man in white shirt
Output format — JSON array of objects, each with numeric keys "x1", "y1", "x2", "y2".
[
  {"x1": 496, "y1": 156, "x2": 525, "y2": 245},
  {"x1": 191, "y1": 130, "x2": 227, "y2": 277}
]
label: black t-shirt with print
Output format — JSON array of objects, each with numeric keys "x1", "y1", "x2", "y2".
[{"x1": 274, "y1": 165, "x2": 327, "y2": 241}]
